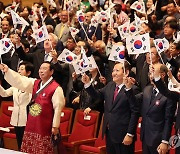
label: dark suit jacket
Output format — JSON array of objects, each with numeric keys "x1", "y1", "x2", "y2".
[
  {"x1": 16, "y1": 46, "x2": 45, "y2": 78},
  {"x1": 86, "y1": 81, "x2": 139, "y2": 143},
  {"x1": 77, "y1": 24, "x2": 102, "y2": 41},
  {"x1": 154, "y1": 79, "x2": 180, "y2": 129},
  {"x1": 126, "y1": 85, "x2": 175, "y2": 147},
  {"x1": 44, "y1": 15, "x2": 56, "y2": 28}
]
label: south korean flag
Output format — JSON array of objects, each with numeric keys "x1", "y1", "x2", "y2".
[
  {"x1": 153, "y1": 38, "x2": 169, "y2": 54},
  {"x1": 126, "y1": 33, "x2": 150, "y2": 55},
  {"x1": 118, "y1": 21, "x2": 130, "y2": 40},
  {"x1": 58, "y1": 49, "x2": 77, "y2": 64},
  {"x1": 108, "y1": 44, "x2": 125, "y2": 62}
]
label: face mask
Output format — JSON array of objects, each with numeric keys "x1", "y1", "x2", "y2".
[{"x1": 104, "y1": 5, "x2": 108, "y2": 10}]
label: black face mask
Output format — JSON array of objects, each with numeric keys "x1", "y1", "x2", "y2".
[{"x1": 50, "y1": 9, "x2": 56, "y2": 14}]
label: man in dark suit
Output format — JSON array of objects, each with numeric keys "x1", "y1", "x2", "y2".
[
  {"x1": 152, "y1": 63, "x2": 180, "y2": 154},
  {"x1": 82, "y1": 62, "x2": 139, "y2": 154},
  {"x1": 77, "y1": 12, "x2": 102, "y2": 41},
  {"x1": 124, "y1": 67, "x2": 176, "y2": 154}
]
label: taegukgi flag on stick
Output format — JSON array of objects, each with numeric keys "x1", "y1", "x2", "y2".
[
  {"x1": 153, "y1": 38, "x2": 169, "y2": 54},
  {"x1": 58, "y1": 49, "x2": 77, "y2": 64},
  {"x1": 118, "y1": 21, "x2": 130, "y2": 40},
  {"x1": 0, "y1": 38, "x2": 14, "y2": 55},
  {"x1": 126, "y1": 33, "x2": 150, "y2": 54},
  {"x1": 69, "y1": 27, "x2": 79, "y2": 38},
  {"x1": 31, "y1": 25, "x2": 49, "y2": 44},
  {"x1": 72, "y1": 59, "x2": 90, "y2": 74},
  {"x1": 128, "y1": 20, "x2": 141, "y2": 36},
  {"x1": 88, "y1": 56, "x2": 98, "y2": 69},
  {"x1": 47, "y1": 0, "x2": 56, "y2": 7},
  {"x1": 11, "y1": 10, "x2": 23, "y2": 25},
  {"x1": 108, "y1": 44, "x2": 125, "y2": 62},
  {"x1": 130, "y1": 0, "x2": 146, "y2": 14}
]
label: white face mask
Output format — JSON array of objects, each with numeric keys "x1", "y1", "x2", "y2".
[{"x1": 104, "y1": 5, "x2": 108, "y2": 10}]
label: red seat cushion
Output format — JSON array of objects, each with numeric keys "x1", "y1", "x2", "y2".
[
  {"x1": 60, "y1": 109, "x2": 72, "y2": 135},
  {"x1": 94, "y1": 134, "x2": 106, "y2": 147},
  {"x1": 80, "y1": 145, "x2": 101, "y2": 153},
  {"x1": 3, "y1": 133, "x2": 16, "y2": 139},
  {"x1": 68, "y1": 111, "x2": 98, "y2": 143}
]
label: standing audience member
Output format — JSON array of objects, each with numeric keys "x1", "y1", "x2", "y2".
[
  {"x1": 82, "y1": 62, "x2": 139, "y2": 154},
  {"x1": 0, "y1": 61, "x2": 34, "y2": 151},
  {"x1": 0, "y1": 61, "x2": 65, "y2": 154}
]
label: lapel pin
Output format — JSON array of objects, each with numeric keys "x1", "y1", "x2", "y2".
[
  {"x1": 155, "y1": 100, "x2": 160, "y2": 106},
  {"x1": 42, "y1": 93, "x2": 46, "y2": 97}
]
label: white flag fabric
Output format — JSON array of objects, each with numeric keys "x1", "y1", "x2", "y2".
[
  {"x1": 72, "y1": 59, "x2": 89, "y2": 74},
  {"x1": 99, "y1": 10, "x2": 109, "y2": 24},
  {"x1": 118, "y1": 21, "x2": 130, "y2": 39},
  {"x1": 69, "y1": 27, "x2": 79, "y2": 38},
  {"x1": 130, "y1": 0, "x2": 146, "y2": 14},
  {"x1": 47, "y1": 0, "x2": 57, "y2": 7},
  {"x1": 0, "y1": 38, "x2": 14, "y2": 55},
  {"x1": 11, "y1": 10, "x2": 22, "y2": 25},
  {"x1": 147, "y1": 4, "x2": 155, "y2": 15},
  {"x1": 32, "y1": 25, "x2": 49, "y2": 44},
  {"x1": 128, "y1": 20, "x2": 141, "y2": 36},
  {"x1": 57, "y1": 49, "x2": 77, "y2": 64},
  {"x1": 153, "y1": 38, "x2": 169, "y2": 53},
  {"x1": 108, "y1": 45, "x2": 125, "y2": 62},
  {"x1": 72, "y1": 46, "x2": 91, "y2": 74},
  {"x1": 126, "y1": 33, "x2": 150, "y2": 54},
  {"x1": 88, "y1": 56, "x2": 98, "y2": 69},
  {"x1": 90, "y1": 15, "x2": 99, "y2": 28},
  {"x1": 76, "y1": 10, "x2": 85, "y2": 24},
  {"x1": 20, "y1": 17, "x2": 30, "y2": 26},
  {"x1": 89, "y1": 0, "x2": 98, "y2": 7},
  {"x1": 81, "y1": 46, "x2": 89, "y2": 67},
  {"x1": 32, "y1": 20, "x2": 39, "y2": 31},
  {"x1": 173, "y1": 31, "x2": 180, "y2": 43}
]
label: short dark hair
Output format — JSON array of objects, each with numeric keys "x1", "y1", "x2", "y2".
[
  {"x1": 43, "y1": 61, "x2": 54, "y2": 71},
  {"x1": 21, "y1": 39, "x2": 30, "y2": 49},
  {"x1": 19, "y1": 61, "x2": 34, "y2": 77},
  {"x1": 164, "y1": 20, "x2": 178, "y2": 30}
]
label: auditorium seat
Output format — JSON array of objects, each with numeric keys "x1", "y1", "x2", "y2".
[
  {"x1": 79, "y1": 115, "x2": 106, "y2": 154},
  {"x1": 60, "y1": 107, "x2": 73, "y2": 136},
  {"x1": 63, "y1": 109, "x2": 100, "y2": 154}
]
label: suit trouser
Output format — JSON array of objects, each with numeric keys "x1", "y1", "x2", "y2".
[
  {"x1": 106, "y1": 128, "x2": 134, "y2": 154},
  {"x1": 14, "y1": 126, "x2": 25, "y2": 151},
  {"x1": 142, "y1": 141, "x2": 159, "y2": 154}
]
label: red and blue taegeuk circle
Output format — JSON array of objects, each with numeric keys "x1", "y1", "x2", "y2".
[{"x1": 134, "y1": 40, "x2": 142, "y2": 49}]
